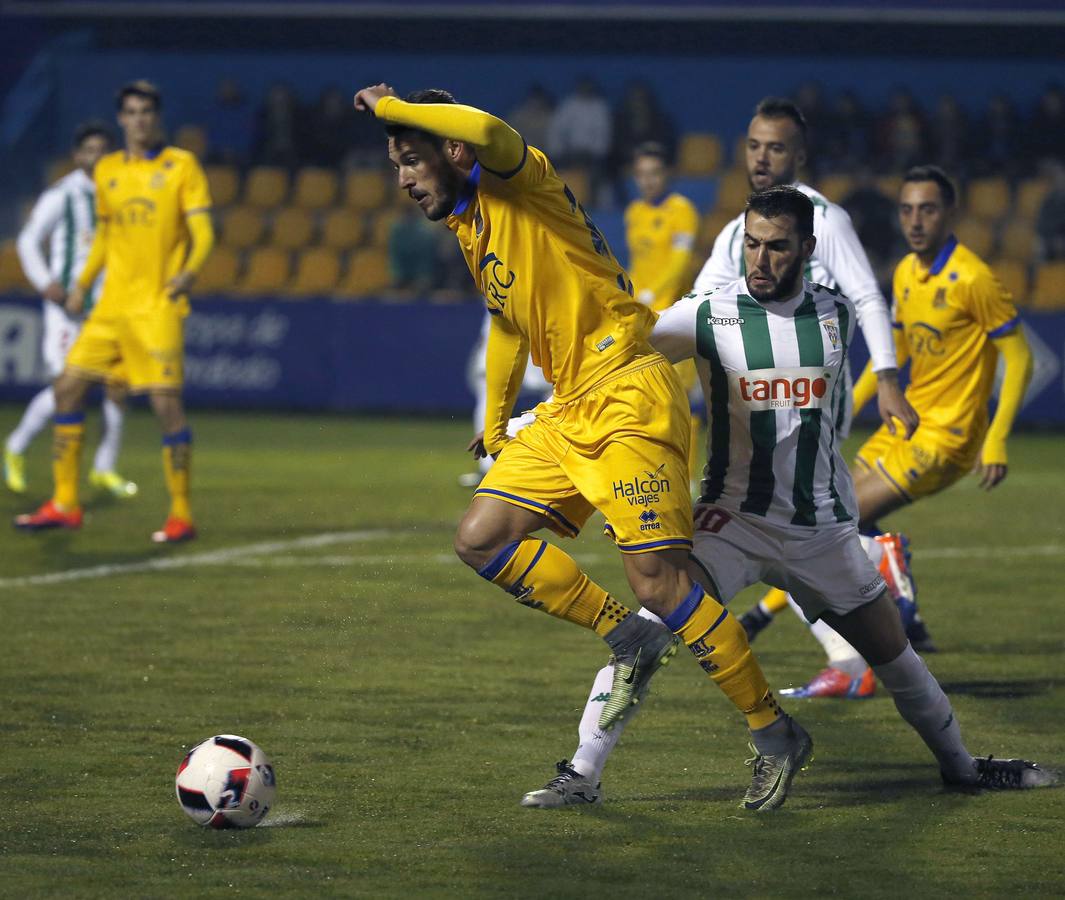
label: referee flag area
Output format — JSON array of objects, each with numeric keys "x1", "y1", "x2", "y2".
[{"x1": 1, "y1": 410, "x2": 1062, "y2": 897}]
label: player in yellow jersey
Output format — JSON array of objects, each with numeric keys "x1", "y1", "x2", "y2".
[
  {"x1": 624, "y1": 142, "x2": 703, "y2": 482},
  {"x1": 355, "y1": 83, "x2": 811, "y2": 810},
  {"x1": 15, "y1": 81, "x2": 215, "y2": 543}
]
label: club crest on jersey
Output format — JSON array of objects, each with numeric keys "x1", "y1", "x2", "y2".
[
  {"x1": 150, "y1": 172, "x2": 166, "y2": 189},
  {"x1": 933, "y1": 287, "x2": 947, "y2": 308},
  {"x1": 823, "y1": 321, "x2": 840, "y2": 349},
  {"x1": 731, "y1": 366, "x2": 833, "y2": 411},
  {"x1": 613, "y1": 465, "x2": 671, "y2": 507}
]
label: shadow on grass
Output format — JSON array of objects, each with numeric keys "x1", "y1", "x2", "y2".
[{"x1": 938, "y1": 679, "x2": 1059, "y2": 699}]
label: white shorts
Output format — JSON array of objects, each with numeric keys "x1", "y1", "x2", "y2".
[
  {"x1": 690, "y1": 503, "x2": 885, "y2": 621},
  {"x1": 42, "y1": 300, "x2": 81, "y2": 380}
]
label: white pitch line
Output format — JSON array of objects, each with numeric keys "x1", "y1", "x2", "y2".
[{"x1": 1, "y1": 536, "x2": 1061, "y2": 589}]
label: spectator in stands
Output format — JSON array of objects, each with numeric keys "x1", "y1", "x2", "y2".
[
  {"x1": 875, "y1": 88, "x2": 927, "y2": 173},
  {"x1": 205, "y1": 78, "x2": 254, "y2": 166},
  {"x1": 507, "y1": 84, "x2": 555, "y2": 152},
  {"x1": 253, "y1": 83, "x2": 305, "y2": 168},
  {"x1": 387, "y1": 203, "x2": 443, "y2": 298},
  {"x1": 841, "y1": 168, "x2": 903, "y2": 287},
  {"x1": 305, "y1": 85, "x2": 359, "y2": 168},
  {"x1": 792, "y1": 81, "x2": 829, "y2": 175},
  {"x1": 1027, "y1": 83, "x2": 1065, "y2": 166},
  {"x1": 547, "y1": 76, "x2": 613, "y2": 205},
  {"x1": 973, "y1": 94, "x2": 1023, "y2": 180},
  {"x1": 929, "y1": 94, "x2": 970, "y2": 179},
  {"x1": 610, "y1": 80, "x2": 676, "y2": 204},
  {"x1": 822, "y1": 90, "x2": 870, "y2": 174},
  {"x1": 1036, "y1": 161, "x2": 1065, "y2": 261}
]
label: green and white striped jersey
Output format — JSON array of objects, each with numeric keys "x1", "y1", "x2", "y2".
[
  {"x1": 15, "y1": 168, "x2": 102, "y2": 310},
  {"x1": 652, "y1": 277, "x2": 858, "y2": 528}
]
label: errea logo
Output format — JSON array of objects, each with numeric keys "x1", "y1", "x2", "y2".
[{"x1": 730, "y1": 366, "x2": 833, "y2": 410}]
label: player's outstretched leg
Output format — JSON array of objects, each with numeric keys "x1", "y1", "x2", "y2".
[
  {"x1": 4, "y1": 386, "x2": 57, "y2": 494},
  {"x1": 738, "y1": 587, "x2": 789, "y2": 642},
  {"x1": 151, "y1": 392, "x2": 195, "y2": 543},
  {"x1": 861, "y1": 531, "x2": 936, "y2": 652},
  {"x1": 780, "y1": 597, "x2": 875, "y2": 700},
  {"x1": 89, "y1": 394, "x2": 137, "y2": 499}
]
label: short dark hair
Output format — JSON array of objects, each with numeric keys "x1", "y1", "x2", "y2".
[
  {"x1": 745, "y1": 185, "x2": 815, "y2": 238},
  {"x1": 384, "y1": 88, "x2": 456, "y2": 147},
  {"x1": 902, "y1": 164, "x2": 957, "y2": 207},
  {"x1": 754, "y1": 96, "x2": 808, "y2": 145},
  {"x1": 632, "y1": 141, "x2": 670, "y2": 165},
  {"x1": 73, "y1": 120, "x2": 114, "y2": 149},
  {"x1": 116, "y1": 80, "x2": 162, "y2": 112}
]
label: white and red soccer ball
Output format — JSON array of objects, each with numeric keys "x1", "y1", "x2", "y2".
[{"x1": 175, "y1": 734, "x2": 276, "y2": 828}]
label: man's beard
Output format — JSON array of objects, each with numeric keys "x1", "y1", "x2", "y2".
[{"x1": 746, "y1": 255, "x2": 804, "y2": 302}]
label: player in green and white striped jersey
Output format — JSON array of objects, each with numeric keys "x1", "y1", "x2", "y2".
[
  {"x1": 4, "y1": 122, "x2": 136, "y2": 499},
  {"x1": 522, "y1": 188, "x2": 1054, "y2": 808}
]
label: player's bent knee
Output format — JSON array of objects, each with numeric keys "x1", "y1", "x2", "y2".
[{"x1": 623, "y1": 549, "x2": 691, "y2": 616}]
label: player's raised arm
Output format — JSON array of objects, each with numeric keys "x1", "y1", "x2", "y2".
[
  {"x1": 482, "y1": 316, "x2": 531, "y2": 456},
  {"x1": 357, "y1": 84, "x2": 526, "y2": 179},
  {"x1": 16, "y1": 189, "x2": 66, "y2": 302}
]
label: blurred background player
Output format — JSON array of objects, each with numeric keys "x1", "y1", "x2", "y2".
[
  {"x1": 524, "y1": 187, "x2": 1054, "y2": 810},
  {"x1": 693, "y1": 97, "x2": 921, "y2": 697},
  {"x1": 4, "y1": 122, "x2": 137, "y2": 500},
  {"x1": 14, "y1": 80, "x2": 214, "y2": 543},
  {"x1": 357, "y1": 83, "x2": 809, "y2": 808},
  {"x1": 624, "y1": 141, "x2": 702, "y2": 484}
]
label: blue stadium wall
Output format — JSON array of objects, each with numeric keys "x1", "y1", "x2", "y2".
[{"x1": 1, "y1": 296, "x2": 1062, "y2": 424}]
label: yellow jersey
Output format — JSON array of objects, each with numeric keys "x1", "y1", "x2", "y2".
[
  {"x1": 892, "y1": 235, "x2": 1019, "y2": 450},
  {"x1": 93, "y1": 146, "x2": 212, "y2": 316},
  {"x1": 624, "y1": 192, "x2": 698, "y2": 312}
]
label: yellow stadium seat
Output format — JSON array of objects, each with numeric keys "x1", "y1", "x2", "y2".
[
  {"x1": 817, "y1": 174, "x2": 855, "y2": 204},
  {"x1": 875, "y1": 175, "x2": 903, "y2": 200},
  {"x1": 556, "y1": 168, "x2": 591, "y2": 207},
  {"x1": 235, "y1": 247, "x2": 291, "y2": 295},
  {"x1": 289, "y1": 247, "x2": 342, "y2": 296},
  {"x1": 677, "y1": 133, "x2": 723, "y2": 177},
  {"x1": 0, "y1": 240, "x2": 32, "y2": 293},
  {"x1": 715, "y1": 168, "x2": 750, "y2": 214},
  {"x1": 990, "y1": 259, "x2": 1030, "y2": 307},
  {"x1": 966, "y1": 177, "x2": 1010, "y2": 222},
  {"x1": 1015, "y1": 178, "x2": 1050, "y2": 220},
  {"x1": 205, "y1": 165, "x2": 240, "y2": 208},
  {"x1": 344, "y1": 169, "x2": 390, "y2": 211},
  {"x1": 222, "y1": 206, "x2": 266, "y2": 249},
  {"x1": 698, "y1": 210, "x2": 737, "y2": 254},
  {"x1": 954, "y1": 220, "x2": 994, "y2": 259},
  {"x1": 174, "y1": 124, "x2": 208, "y2": 160},
  {"x1": 369, "y1": 209, "x2": 402, "y2": 248},
  {"x1": 1031, "y1": 262, "x2": 1065, "y2": 311},
  {"x1": 733, "y1": 135, "x2": 748, "y2": 168},
  {"x1": 321, "y1": 208, "x2": 365, "y2": 251},
  {"x1": 244, "y1": 166, "x2": 290, "y2": 209},
  {"x1": 270, "y1": 207, "x2": 316, "y2": 250},
  {"x1": 999, "y1": 220, "x2": 1037, "y2": 264},
  {"x1": 335, "y1": 248, "x2": 390, "y2": 298},
  {"x1": 192, "y1": 246, "x2": 240, "y2": 295},
  {"x1": 293, "y1": 167, "x2": 339, "y2": 210}
]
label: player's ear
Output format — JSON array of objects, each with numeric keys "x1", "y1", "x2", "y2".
[
  {"x1": 802, "y1": 233, "x2": 817, "y2": 260},
  {"x1": 446, "y1": 140, "x2": 473, "y2": 167}
]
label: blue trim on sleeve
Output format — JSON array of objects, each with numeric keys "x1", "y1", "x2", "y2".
[
  {"x1": 477, "y1": 540, "x2": 521, "y2": 582},
  {"x1": 663, "y1": 582, "x2": 706, "y2": 632},
  {"x1": 162, "y1": 428, "x2": 193, "y2": 446},
  {"x1": 987, "y1": 316, "x2": 1020, "y2": 338},
  {"x1": 481, "y1": 140, "x2": 528, "y2": 180},
  {"x1": 473, "y1": 488, "x2": 580, "y2": 535},
  {"x1": 452, "y1": 162, "x2": 482, "y2": 216},
  {"x1": 928, "y1": 235, "x2": 958, "y2": 276},
  {"x1": 54, "y1": 412, "x2": 85, "y2": 425}
]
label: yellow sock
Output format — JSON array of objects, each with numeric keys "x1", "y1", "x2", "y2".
[
  {"x1": 760, "y1": 587, "x2": 790, "y2": 616},
  {"x1": 53, "y1": 413, "x2": 85, "y2": 511},
  {"x1": 162, "y1": 429, "x2": 193, "y2": 522},
  {"x1": 665, "y1": 583, "x2": 783, "y2": 730},
  {"x1": 477, "y1": 538, "x2": 629, "y2": 635}
]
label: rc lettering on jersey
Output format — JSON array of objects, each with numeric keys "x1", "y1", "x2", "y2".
[
  {"x1": 613, "y1": 465, "x2": 671, "y2": 507},
  {"x1": 908, "y1": 322, "x2": 945, "y2": 356},
  {"x1": 730, "y1": 366, "x2": 833, "y2": 411},
  {"x1": 116, "y1": 197, "x2": 156, "y2": 227},
  {"x1": 478, "y1": 251, "x2": 516, "y2": 313}
]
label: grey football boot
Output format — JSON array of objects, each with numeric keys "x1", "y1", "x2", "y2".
[{"x1": 521, "y1": 760, "x2": 602, "y2": 808}]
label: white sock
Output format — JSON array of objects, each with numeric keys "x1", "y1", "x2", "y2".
[
  {"x1": 788, "y1": 596, "x2": 867, "y2": 676},
  {"x1": 873, "y1": 644, "x2": 974, "y2": 781},
  {"x1": 92, "y1": 397, "x2": 125, "y2": 473},
  {"x1": 6, "y1": 387, "x2": 56, "y2": 454},
  {"x1": 570, "y1": 607, "x2": 666, "y2": 782}
]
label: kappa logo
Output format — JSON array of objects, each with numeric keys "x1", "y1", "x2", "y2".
[
  {"x1": 859, "y1": 573, "x2": 886, "y2": 596},
  {"x1": 733, "y1": 366, "x2": 833, "y2": 411},
  {"x1": 708, "y1": 316, "x2": 744, "y2": 326},
  {"x1": 638, "y1": 509, "x2": 661, "y2": 532}
]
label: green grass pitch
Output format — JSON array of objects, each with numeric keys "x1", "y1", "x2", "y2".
[{"x1": 0, "y1": 406, "x2": 1062, "y2": 898}]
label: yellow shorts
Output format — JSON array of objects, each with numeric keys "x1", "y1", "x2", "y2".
[
  {"x1": 673, "y1": 358, "x2": 698, "y2": 393},
  {"x1": 854, "y1": 426, "x2": 974, "y2": 502},
  {"x1": 475, "y1": 355, "x2": 693, "y2": 553},
  {"x1": 66, "y1": 308, "x2": 184, "y2": 393}
]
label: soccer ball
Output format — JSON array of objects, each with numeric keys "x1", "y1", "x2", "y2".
[{"x1": 175, "y1": 734, "x2": 276, "y2": 828}]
